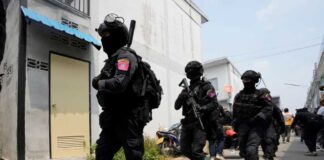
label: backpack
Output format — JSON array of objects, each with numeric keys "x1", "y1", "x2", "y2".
[
  {"x1": 122, "y1": 47, "x2": 163, "y2": 122},
  {"x1": 134, "y1": 58, "x2": 163, "y2": 109},
  {"x1": 307, "y1": 113, "x2": 323, "y2": 128}
]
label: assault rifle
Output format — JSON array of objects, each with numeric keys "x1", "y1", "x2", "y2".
[
  {"x1": 179, "y1": 78, "x2": 205, "y2": 130},
  {"x1": 126, "y1": 20, "x2": 149, "y2": 97},
  {"x1": 127, "y1": 20, "x2": 136, "y2": 48},
  {"x1": 126, "y1": 19, "x2": 148, "y2": 96},
  {"x1": 126, "y1": 20, "x2": 152, "y2": 123}
]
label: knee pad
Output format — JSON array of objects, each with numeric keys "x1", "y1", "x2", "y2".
[
  {"x1": 246, "y1": 146, "x2": 258, "y2": 156},
  {"x1": 265, "y1": 138, "x2": 273, "y2": 144}
]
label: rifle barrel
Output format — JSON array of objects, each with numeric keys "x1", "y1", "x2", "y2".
[
  {"x1": 127, "y1": 20, "x2": 136, "y2": 48},
  {"x1": 178, "y1": 78, "x2": 205, "y2": 130}
]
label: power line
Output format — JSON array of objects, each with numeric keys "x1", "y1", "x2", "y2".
[
  {"x1": 227, "y1": 36, "x2": 323, "y2": 58},
  {"x1": 233, "y1": 43, "x2": 322, "y2": 63}
]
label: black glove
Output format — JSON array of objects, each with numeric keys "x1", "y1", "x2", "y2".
[
  {"x1": 92, "y1": 76, "x2": 100, "y2": 89},
  {"x1": 179, "y1": 89, "x2": 189, "y2": 101},
  {"x1": 92, "y1": 74, "x2": 105, "y2": 90},
  {"x1": 248, "y1": 113, "x2": 266, "y2": 126}
]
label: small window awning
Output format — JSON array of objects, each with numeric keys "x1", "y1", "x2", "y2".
[{"x1": 21, "y1": 6, "x2": 101, "y2": 50}]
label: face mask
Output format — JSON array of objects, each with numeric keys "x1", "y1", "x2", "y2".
[
  {"x1": 101, "y1": 33, "x2": 127, "y2": 57},
  {"x1": 186, "y1": 71, "x2": 202, "y2": 80},
  {"x1": 243, "y1": 82, "x2": 255, "y2": 91},
  {"x1": 101, "y1": 36, "x2": 115, "y2": 57}
]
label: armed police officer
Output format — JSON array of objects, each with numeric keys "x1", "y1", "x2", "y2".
[
  {"x1": 259, "y1": 88, "x2": 285, "y2": 160},
  {"x1": 232, "y1": 70, "x2": 273, "y2": 160},
  {"x1": 291, "y1": 108, "x2": 324, "y2": 156},
  {"x1": 93, "y1": 13, "x2": 145, "y2": 160},
  {"x1": 175, "y1": 61, "x2": 219, "y2": 160}
]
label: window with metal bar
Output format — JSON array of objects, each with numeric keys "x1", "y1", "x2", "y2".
[{"x1": 49, "y1": 0, "x2": 89, "y2": 16}]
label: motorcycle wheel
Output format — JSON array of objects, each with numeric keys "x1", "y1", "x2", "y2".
[{"x1": 160, "y1": 141, "x2": 173, "y2": 156}]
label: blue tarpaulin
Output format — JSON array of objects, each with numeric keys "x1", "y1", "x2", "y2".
[{"x1": 21, "y1": 6, "x2": 101, "y2": 50}]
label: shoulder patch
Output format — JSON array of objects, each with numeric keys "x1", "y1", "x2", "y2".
[
  {"x1": 265, "y1": 94, "x2": 272, "y2": 101},
  {"x1": 261, "y1": 93, "x2": 272, "y2": 102},
  {"x1": 207, "y1": 89, "x2": 217, "y2": 98},
  {"x1": 117, "y1": 58, "x2": 129, "y2": 71}
]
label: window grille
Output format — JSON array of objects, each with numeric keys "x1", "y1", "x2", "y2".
[{"x1": 48, "y1": 0, "x2": 90, "y2": 16}]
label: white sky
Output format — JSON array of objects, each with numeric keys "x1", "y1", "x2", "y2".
[{"x1": 193, "y1": 0, "x2": 324, "y2": 114}]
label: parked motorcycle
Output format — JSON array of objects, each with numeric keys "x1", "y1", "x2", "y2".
[{"x1": 156, "y1": 123, "x2": 181, "y2": 155}]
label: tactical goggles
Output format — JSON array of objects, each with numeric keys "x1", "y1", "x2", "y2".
[
  {"x1": 96, "y1": 13, "x2": 125, "y2": 37},
  {"x1": 104, "y1": 13, "x2": 124, "y2": 24},
  {"x1": 242, "y1": 78, "x2": 252, "y2": 83}
]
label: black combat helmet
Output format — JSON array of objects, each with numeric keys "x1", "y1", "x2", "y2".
[
  {"x1": 185, "y1": 61, "x2": 204, "y2": 80},
  {"x1": 241, "y1": 70, "x2": 261, "y2": 83},
  {"x1": 97, "y1": 13, "x2": 129, "y2": 56},
  {"x1": 296, "y1": 107, "x2": 307, "y2": 113}
]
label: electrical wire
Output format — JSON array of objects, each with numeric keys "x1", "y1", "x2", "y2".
[
  {"x1": 227, "y1": 36, "x2": 323, "y2": 58},
  {"x1": 233, "y1": 43, "x2": 322, "y2": 63}
]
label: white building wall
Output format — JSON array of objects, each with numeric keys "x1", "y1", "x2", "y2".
[
  {"x1": 25, "y1": 0, "x2": 96, "y2": 159},
  {"x1": 24, "y1": 22, "x2": 92, "y2": 159},
  {"x1": 94, "y1": 0, "x2": 204, "y2": 136},
  {"x1": 305, "y1": 50, "x2": 324, "y2": 110},
  {"x1": 204, "y1": 64, "x2": 229, "y2": 101},
  {"x1": 0, "y1": 1, "x2": 20, "y2": 159},
  {"x1": 20, "y1": 1, "x2": 205, "y2": 159},
  {"x1": 28, "y1": 0, "x2": 92, "y2": 34},
  {"x1": 204, "y1": 60, "x2": 243, "y2": 110},
  {"x1": 229, "y1": 64, "x2": 243, "y2": 104},
  {"x1": 0, "y1": 0, "x2": 206, "y2": 159}
]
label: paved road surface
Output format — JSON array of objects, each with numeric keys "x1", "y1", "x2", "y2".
[{"x1": 169, "y1": 135, "x2": 324, "y2": 160}]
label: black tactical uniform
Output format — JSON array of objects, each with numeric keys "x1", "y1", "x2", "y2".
[
  {"x1": 93, "y1": 14, "x2": 144, "y2": 160},
  {"x1": 205, "y1": 100, "x2": 224, "y2": 140},
  {"x1": 175, "y1": 61, "x2": 218, "y2": 160},
  {"x1": 259, "y1": 88, "x2": 285, "y2": 160},
  {"x1": 207, "y1": 104, "x2": 225, "y2": 158},
  {"x1": 270, "y1": 104, "x2": 285, "y2": 154},
  {"x1": 222, "y1": 109, "x2": 233, "y2": 126},
  {"x1": 233, "y1": 70, "x2": 273, "y2": 160},
  {"x1": 291, "y1": 108, "x2": 324, "y2": 156}
]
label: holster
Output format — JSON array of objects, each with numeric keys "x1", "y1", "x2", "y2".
[{"x1": 133, "y1": 99, "x2": 151, "y2": 124}]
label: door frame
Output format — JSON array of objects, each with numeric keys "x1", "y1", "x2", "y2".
[{"x1": 48, "y1": 51, "x2": 92, "y2": 158}]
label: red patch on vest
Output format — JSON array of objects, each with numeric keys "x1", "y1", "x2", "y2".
[
  {"x1": 207, "y1": 89, "x2": 216, "y2": 98},
  {"x1": 265, "y1": 94, "x2": 272, "y2": 101},
  {"x1": 117, "y1": 59, "x2": 129, "y2": 71}
]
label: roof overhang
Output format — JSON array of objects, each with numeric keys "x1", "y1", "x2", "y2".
[
  {"x1": 203, "y1": 57, "x2": 242, "y2": 76},
  {"x1": 184, "y1": 0, "x2": 208, "y2": 23},
  {"x1": 21, "y1": 6, "x2": 101, "y2": 50},
  {"x1": 203, "y1": 57, "x2": 230, "y2": 68}
]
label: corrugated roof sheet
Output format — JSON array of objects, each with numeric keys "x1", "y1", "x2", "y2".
[{"x1": 21, "y1": 6, "x2": 101, "y2": 50}]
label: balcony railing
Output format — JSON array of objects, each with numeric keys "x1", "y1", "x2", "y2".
[{"x1": 49, "y1": 0, "x2": 90, "y2": 16}]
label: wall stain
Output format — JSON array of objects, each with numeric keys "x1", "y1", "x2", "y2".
[
  {"x1": 142, "y1": 0, "x2": 153, "y2": 46},
  {"x1": 0, "y1": 61, "x2": 13, "y2": 92}
]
